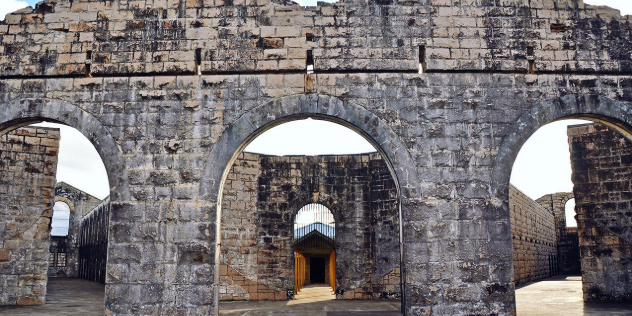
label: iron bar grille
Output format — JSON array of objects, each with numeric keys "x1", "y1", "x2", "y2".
[{"x1": 294, "y1": 203, "x2": 335, "y2": 252}]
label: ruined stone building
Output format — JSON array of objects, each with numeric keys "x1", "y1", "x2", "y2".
[
  {"x1": 1, "y1": 0, "x2": 632, "y2": 315},
  {"x1": 0, "y1": 126, "x2": 112, "y2": 304},
  {"x1": 0, "y1": 126, "x2": 60, "y2": 305},
  {"x1": 220, "y1": 152, "x2": 401, "y2": 300},
  {"x1": 49, "y1": 181, "x2": 102, "y2": 278}
]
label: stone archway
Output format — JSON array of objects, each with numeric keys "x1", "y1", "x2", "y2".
[
  {"x1": 492, "y1": 94, "x2": 632, "y2": 308},
  {"x1": 0, "y1": 98, "x2": 128, "y2": 306},
  {"x1": 199, "y1": 94, "x2": 422, "y2": 314},
  {"x1": 54, "y1": 196, "x2": 76, "y2": 212},
  {"x1": 0, "y1": 98, "x2": 129, "y2": 201},
  {"x1": 492, "y1": 95, "x2": 632, "y2": 198}
]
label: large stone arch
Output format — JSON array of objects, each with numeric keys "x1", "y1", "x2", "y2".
[
  {"x1": 0, "y1": 98, "x2": 129, "y2": 201},
  {"x1": 492, "y1": 94, "x2": 632, "y2": 199},
  {"x1": 199, "y1": 94, "x2": 421, "y2": 312},
  {"x1": 491, "y1": 94, "x2": 632, "y2": 307},
  {"x1": 199, "y1": 94, "x2": 420, "y2": 202}
]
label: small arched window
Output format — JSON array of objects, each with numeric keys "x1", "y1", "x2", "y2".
[
  {"x1": 51, "y1": 201, "x2": 71, "y2": 236},
  {"x1": 565, "y1": 198, "x2": 577, "y2": 228}
]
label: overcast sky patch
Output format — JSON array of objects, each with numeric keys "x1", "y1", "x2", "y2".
[
  {"x1": 244, "y1": 118, "x2": 376, "y2": 156},
  {"x1": 31, "y1": 123, "x2": 110, "y2": 200}
]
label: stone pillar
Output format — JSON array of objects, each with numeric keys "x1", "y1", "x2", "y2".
[
  {"x1": 569, "y1": 123, "x2": 632, "y2": 302},
  {"x1": 0, "y1": 127, "x2": 60, "y2": 305}
]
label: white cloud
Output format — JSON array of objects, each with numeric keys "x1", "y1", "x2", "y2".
[{"x1": 0, "y1": 0, "x2": 29, "y2": 21}]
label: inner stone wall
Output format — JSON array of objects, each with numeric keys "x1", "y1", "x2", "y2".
[
  {"x1": 537, "y1": 193, "x2": 581, "y2": 275},
  {"x1": 509, "y1": 185, "x2": 557, "y2": 286},
  {"x1": 79, "y1": 196, "x2": 110, "y2": 284},
  {"x1": 0, "y1": 126, "x2": 60, "y2": 305},
  {"x1": 48, "y1": 182, "x2": 102, "y2": 278},
  {"x1": 220, "y1": 152, "x2": 400, "y2": 300},
  {"x1": 569, "y1": 123, "x2": 632, "y2": 302}
]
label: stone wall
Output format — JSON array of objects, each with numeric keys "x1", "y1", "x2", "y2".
[
  {"x1": 220, "y1": 152, "x2": 400, "y2": 300},
  {"x1": 79, "y1": 196, "x2": 110, "y2": 284},
  {"x1": 1, "y1": 0, "x2": 631, "y2": 77},
  {"x1": 0, "y1": 126, "x2": 59, "y2": 305},
  {"x1": 536, "y1": 192, "x2": 581, "y2": 275},
  {"x1": 509, "y1": 185, "x2": 557, "y2": 286},
  {"x1": 1, "y1": 0, "x2": 632, "y2": 314},
  {"x1": 48, "y1": 182, "x2": 102, "y2": 278},
  {"x1": 569, "y1": 123, "x2": 632, "y2": 302}
]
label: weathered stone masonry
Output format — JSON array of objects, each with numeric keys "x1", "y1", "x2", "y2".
[
  {"x1": 569, "y1": 123, "x2": 632, "y2": 302},
  {"x1": 0, "y1": 126, "x2": 59, "y2": 305},
  {"x1": 537, "y1": 191, "x2": 581, "y2": 275},
  {"x1": 49, "y1": 182, "x2": 102, "y2": 278},
  {"x1": 509, "y1": 185, "x2": 556, "y2": 286},
  {"x1": 1, "y1": 0, "x2": 632, "y2": 315},
  {"x1": 220, "y1": 152, "x2": 400, "y2": 300}
]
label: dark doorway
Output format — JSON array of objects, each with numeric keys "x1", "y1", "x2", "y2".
[{"x1": 310, "y1": 257, "x2": 326, "y2": 283}]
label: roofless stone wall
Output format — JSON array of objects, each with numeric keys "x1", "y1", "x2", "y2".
[
  {"x1": 1, "y1": 0, "x2": 631, "y2": 76},
  {"x1": 569, "y1": 123, "x2": 632, "y2": 302},
  {"x1": 509, "y1": 185, "x2": 556, "y2": 286},
  {"x1": 1, "y1": 0, "x2": 632, "y2": 314},
  {"x1": 537, "y1": 192, "x2": 581, "y2": 275},
  {"x1": 220, "y1": 152, "x2": 400, "y2": 300},
  {"x1": 48, "y1": 182, "x2": 102, "y2": 278},
  {"x1": 0, "y1": 126, "x2": 59, "y2": 305}
]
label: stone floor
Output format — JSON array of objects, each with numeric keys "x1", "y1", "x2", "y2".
[
  {"x1": 4, "y1": 277, "x2": 632, "y2": 315},
  {"x1": 293, "y1": 284, "x2": 336, "y2": 302},
  {"x1": 220, "y1": 284, "x2": 400, "y2": 315},
  {"x1": 0, "y1": 278, "x2": 104, "y2": 316},
  {"x1": 515, "y1": 275, "x2": 632, "y2": 315}
]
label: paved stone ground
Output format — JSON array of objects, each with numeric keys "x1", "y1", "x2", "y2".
[
  {"x1": 0, "y1": 278, "x2": 104, "y2": 316},
  {"x1": 516, "y1": 275, "x2": 632, "y2": 315},
  {"x1": 219, "y1": 298, "x2": 401, "y2": 316},
  {"x1": 4, "y1": 277, "x2": 632, "y2": 315}
]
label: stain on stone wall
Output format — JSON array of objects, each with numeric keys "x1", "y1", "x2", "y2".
[
  {"x1": 569, "y1": 123, "x2": 632, "y2": 302},
  {"x1": 0, "y1": 126, "x2": 59, "y2": 305},
  {"x1": 220, "y1": 152, "x2": 400, "y2": 300}
]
